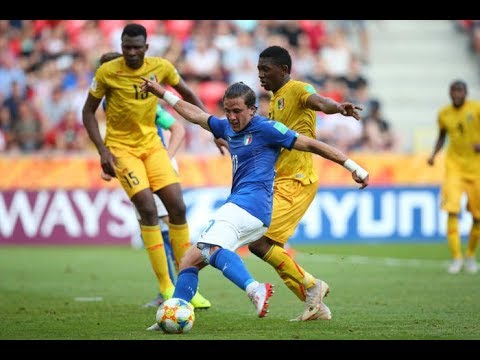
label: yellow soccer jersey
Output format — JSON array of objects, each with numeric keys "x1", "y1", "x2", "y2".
[
  {"x1": 269, "y1": 80, "x2": 318, "y2": 184},
  {"x1": 89, "y1": 56, "x2": 180, "y2": 149},
  {"x1": 438, "y1": 99, "x2": 480, "y2": 179}
]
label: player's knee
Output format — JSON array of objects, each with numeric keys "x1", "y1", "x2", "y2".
[
  {"x1": 167, "y1": 203, "x2": 187, "y2": 221},
  {"x1": 248, "y1": 242, "x2": 260, "y2": 256},
  {"x1": 137, "y1": 206, "x2": 158, "y2": 224},
  {"x1": 248, "y1": 241, "x2": 268, "y2": 258}
]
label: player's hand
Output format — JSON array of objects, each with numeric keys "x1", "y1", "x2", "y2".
[
  {"x1": 140, "y1": 76, "x2": 165, "y2": 97},
  {"x1": 100, "y1": 171, "x2": 112, "y2": 181},
  {"x1": 352, "y1": 170, "x2": 369, "y2": 189},
  {"x1": 214, "y1": 137, "x2": 229, "y2": 155},
  {"x1": 338, "y1": 103, "x2": 363, "y2": 121},
  {"x1": 99, "y1": 148, "x2": 117, "y2": 178}
]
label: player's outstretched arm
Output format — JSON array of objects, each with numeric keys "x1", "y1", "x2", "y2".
[
  {"x1": 293, "y1": 133, "x2": 369, "y2": 189},
  {"x1": 307, "y1": 93, "x2": 363, "y2": 121},
  {"x1": 140, "y1": 77, "x2": 211, "y2": 131}
]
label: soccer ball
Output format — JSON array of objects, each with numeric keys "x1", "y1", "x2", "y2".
[{"x1": 156, "y1": 297, "x2": 195, "y2": 334}]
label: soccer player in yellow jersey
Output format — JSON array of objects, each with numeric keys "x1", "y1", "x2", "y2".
[
  {"x1": 428, "y1": 79, "x2": 480, "y2": 274},
  {"x1": 82, "y1": 23, "x2": 211, "y2": 310},
  {"x1": 252, "y1": 45, "x2": 363, "y2": 321}
]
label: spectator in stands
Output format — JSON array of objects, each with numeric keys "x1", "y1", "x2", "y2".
[
  {"x1": 3, "y1": 81, "x2": 26, "y2": 121},
  {"x1": 338, "y1": 55, "x2": 368, "y2": 94},
  {"x1": 52, "y1": 109, "x2": 87, "y2": 152},
  {"x1": 11, "y1": 101, "x2": 44, "y2": 152},
  {"x1": 358, "y1": 99, "x2": 398, "y2": 152},
  {"x1": 319, "y1": 28, "x2": 352, "y2": 78},
  {"x1": 335, "y1": 20, "x2": 370, "y2": 65},
  {"x1": 0, "y1": 105, "x2": 13, "y2": 151}
]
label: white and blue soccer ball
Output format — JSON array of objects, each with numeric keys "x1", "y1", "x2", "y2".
[{"x1": 156, "y1": 297, "x2": 195, "y2": 334}]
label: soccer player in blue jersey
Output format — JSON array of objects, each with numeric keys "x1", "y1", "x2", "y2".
[{"x1": 140, "y1": 78, "x2": 369, "y2": 325}]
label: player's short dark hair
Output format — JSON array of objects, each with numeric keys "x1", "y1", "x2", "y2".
[
  {"x1": 450, "y1": 79, "x2": 467, "y2": 91},
  {"x1": 122, "y1": 23, "x2": 147, "y2": 41},
  {"x1": 259, "y1": 46, "x2": 292, "y2": 74},
  {"x1": 224, "y1": 82, "x2": 257, "y2": 108}
]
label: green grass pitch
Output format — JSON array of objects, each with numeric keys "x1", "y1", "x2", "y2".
[{"x1": 1, "y1": 243, "x2": 479, "y2": 340}]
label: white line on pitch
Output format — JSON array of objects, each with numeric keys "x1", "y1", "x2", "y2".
[
  {"x1": 74, "y1": 297, "x2": 103, "y2": 302},
  {"x1": 295, "y1": 253, "x2": 449, "y2": 268}
]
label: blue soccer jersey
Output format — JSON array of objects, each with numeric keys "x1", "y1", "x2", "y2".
[{"x1": 208, "y1": 115, "x2": 298, "y2": 226}]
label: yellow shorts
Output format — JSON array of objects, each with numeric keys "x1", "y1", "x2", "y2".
[
  {"x1": 110, "y1": 143, "x2": 179, "y2": 199},
  {"x1": 264, "y1": 179, "x2": 318, "y2": 244},
  {"x1": 441, "y1": 174, "x2": 480, "y2": 218}
]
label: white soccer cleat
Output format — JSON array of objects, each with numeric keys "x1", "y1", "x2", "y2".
[
  {"x1": 464, "y1": 257, "x2": 478, "y2": 274},
  {"x1": 290, "y1": 279, "x2": 331, "y2": 322},
  {"x1": 247, "y1": 282, "x2": 274, "y2": 318},
  {"x1": 310, "y1": 302, "x2": 332, "y2": 320},
  {"x1": 146, "y1": 322, "x2": 161, "y2": 331},
  {"x1": 448, "y1": 259, "x2": 463, "y2": 274}
]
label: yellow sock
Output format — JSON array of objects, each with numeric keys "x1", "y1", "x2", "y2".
[
  {"x1": 168, "y1": 222, "x2": 191, "y2": 267},
  {"x1": 264, "y1": 244, "x2": 313, "y2": 301},
  {"x1": 447, "y1": 215, "x2": 462, "y2": 259},
  {"x1": 141, "y1": 224, "x2": 174, "y2": 293},
  {"x1": 466, "y1": 220, "x2": 480, "y2": 258}
]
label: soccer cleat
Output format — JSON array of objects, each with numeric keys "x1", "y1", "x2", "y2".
[
  {"x1": 190, "y1": 290, "x2": 212, "y2": 309},
  {"x1": 310, "y1": 303, "x2": 332, "y2": 320},
  {"x1": 146, "y1": 322, "x2": 161, "y2": 331},
  {"x1": 306, "y1": 279, "x2": 329, "y2": 308},
  {"x1": 247, "y1": 283, "x2": 274, "y2": 318},
  {"x1": 143, "y1": 286, "x2": 175, "y2": 308},
  {"x1": 464, "y1": 257, "x2": 478, "y2": 274},
  {"x1": 143, "y1": 293, "x2": 165, "y2": 308},
  {"x1": 290, "y1": 279, "x2": 331, "y2": 322},
  {"x1": 448, "y1": 259, "x2": 463, "y2": 274}
]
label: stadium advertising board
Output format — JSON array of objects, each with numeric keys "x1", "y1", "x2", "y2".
[{"x1": 0, "y1": 187, "x2": 472, "y2": 245}]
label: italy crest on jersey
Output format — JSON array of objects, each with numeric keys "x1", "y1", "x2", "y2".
[
  {"x1": 243, "y1": 134, "x2": 253, "y2": 145},
  {"x1": 277, "y1": 98, "x2": 285, "y2": 110}
]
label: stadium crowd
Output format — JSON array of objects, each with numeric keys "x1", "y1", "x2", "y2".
[{"x1": 0, "y1": 19, "x2": 399, "y2": 155}]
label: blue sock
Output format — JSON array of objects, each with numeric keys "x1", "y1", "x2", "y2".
[
  {"x1": 162, "y1": 230, "x2": 176, "y2": 284},
  {"x1": 210, "y1": 248, "x2": 254, "y2": 291},
  {"x1": 172, "y1": 267, "x2": 198, "y2": 302}
]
